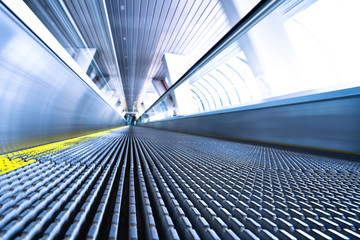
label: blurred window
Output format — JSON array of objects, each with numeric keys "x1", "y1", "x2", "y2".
[{"x1": 142, "y1": 0, "x2": 360, "y2": 122}]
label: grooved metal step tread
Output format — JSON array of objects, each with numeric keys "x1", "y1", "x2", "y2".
[{"x1": 0, "y1": 126, "x2": 359, "y2": 239}]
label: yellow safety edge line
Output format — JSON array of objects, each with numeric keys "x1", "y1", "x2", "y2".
[{"x1": 0, "y1": 126, "x2": 127, "y2": 175}]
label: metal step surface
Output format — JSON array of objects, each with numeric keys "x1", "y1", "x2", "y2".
[{"x1": 0, "y1": 126, "x2": 359, "y2": 239}]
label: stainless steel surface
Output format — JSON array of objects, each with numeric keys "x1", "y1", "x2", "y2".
[
  {"x1": 0, "y1": 5, "x2": 123, "y2": 155},
  {"x1": 0, "y1": 0, "x2": 359, "y2": 237},
  {"x1": 1, "y1": 126, "x2": 359, "y2": 239},
  {"x1": 140, "y1": 93, "x2": 360, "y2": 154}
]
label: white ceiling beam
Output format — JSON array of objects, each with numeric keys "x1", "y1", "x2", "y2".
[
  {"x1": 74, "y1": 48, "x2": 97, "y2": 73},
  {"x1": 162, "y1": 53, "x2": 187, "y2": 86}
]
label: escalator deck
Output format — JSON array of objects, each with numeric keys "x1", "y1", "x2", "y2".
[{"x1": 0, "y1": 126, "x2": 359, "y2": 239}]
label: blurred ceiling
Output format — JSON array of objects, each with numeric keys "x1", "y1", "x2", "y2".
[{"x1": 24, "y1": 0, "x2": 250, "y2": 112}]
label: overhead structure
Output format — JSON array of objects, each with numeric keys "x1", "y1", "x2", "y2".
[{"x1": 24, "y1": 0, "x2": 255, "y2": 112}]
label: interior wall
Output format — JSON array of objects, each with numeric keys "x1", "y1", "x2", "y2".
[
  {"x1": 0, "y1": 6, "x2": 124, "y2": 154},
  {"x1": 141, "y1": 95, "x2": 360, "y2": 154}
]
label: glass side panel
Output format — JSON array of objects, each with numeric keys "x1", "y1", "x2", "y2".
[{"x1": 140, "y1": 0, "x2": 360, "y2": 123}]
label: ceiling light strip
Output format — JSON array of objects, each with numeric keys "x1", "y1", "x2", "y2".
[{"x1": 102, "y1": 0, "x2": 127, "y2": 110}]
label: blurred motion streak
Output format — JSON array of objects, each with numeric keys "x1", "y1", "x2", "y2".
[{"x1": 0, "y1": 4, "x2": 124, "y2": 155}]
